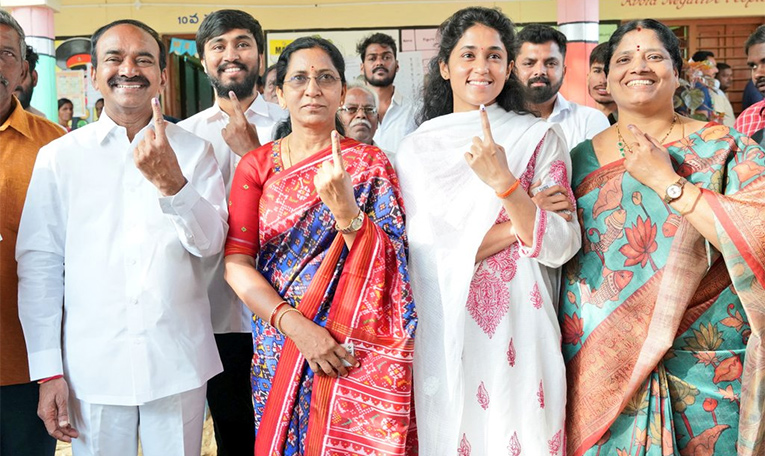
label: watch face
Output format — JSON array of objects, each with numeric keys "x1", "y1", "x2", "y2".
[{"x1": 667, "y1": 184, "x2": 682, "y2": 199}]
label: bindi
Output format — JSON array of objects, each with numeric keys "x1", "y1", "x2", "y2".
[
  {"x1": 637, "y1": 26, "x2": 643, "y2": 32},
  {"x1": 636, "y1": 45, "x2": 641, "y2": 51}
]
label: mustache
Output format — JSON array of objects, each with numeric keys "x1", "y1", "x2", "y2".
[
  {"x1": 0, "y1": 73, "x2": 8, "y2": 87},
  {"x1": 350, "y1": 118, "x2": 373, "y2": 129},
  {"x1": 108, "y1": 75, "x2": 150, "y2": 87},
  {"x1": 527, "y1": 76, "x2": 550, "y2": 87},
  {"x1": 217, "y1": 62, "x2": 247, "y2": 74},
  {"x1": 372, "y1": 66, "x2": 388, "y2": 73}
]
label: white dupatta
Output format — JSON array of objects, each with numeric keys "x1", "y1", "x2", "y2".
[{"x1": 396, "y1": 104, "x2": 563, "y2": 455}]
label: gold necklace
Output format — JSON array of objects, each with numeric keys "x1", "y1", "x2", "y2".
[{"x1": 616, "y1": 114, "x2": 678, "y2": 157}]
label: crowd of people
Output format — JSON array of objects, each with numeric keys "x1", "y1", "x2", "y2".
[{"x1": 1, "y1": 5, "x2": 765, "y2": 456}]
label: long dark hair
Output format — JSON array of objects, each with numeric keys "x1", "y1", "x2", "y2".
[
  {"x1": 418, "y1": 7, "x2": 529, "y2": 124},
  {"x1": 604, "y1": 19, "x2": 683, "y2": 76},
  {"x1": 273, "y1": 36, "x2": 346, "y2": 139}
]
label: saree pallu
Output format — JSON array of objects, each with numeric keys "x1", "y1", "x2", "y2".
[
  {"x1": 225, "y1": 138, "x2": 417, "y2": 456},
  {"x1": 561, "y1": 124, "x2": 765, "y2": 456}
]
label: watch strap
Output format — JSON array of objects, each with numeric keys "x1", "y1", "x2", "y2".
[{"x1": 335, "y1": 209, "x2": 364, "y2": 234}]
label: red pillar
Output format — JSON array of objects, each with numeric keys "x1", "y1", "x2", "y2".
[{"x1": 558, "y1": 0, "x2": 599, "y2": 107}]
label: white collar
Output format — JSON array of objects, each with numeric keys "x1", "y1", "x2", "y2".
[
  {"x1": 94, "y1": 110, "x2": 153, "y2": 145},
  {"x1": 209, "y1": 94, "x2": 270, "y2": 121},
  {"x1": 549, "y1": 93, "x2": 571, "y2": 120}
]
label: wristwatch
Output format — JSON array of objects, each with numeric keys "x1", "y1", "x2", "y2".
[
  {"x1": 335, "y1": 209, "x2": 365, "y2": 234},
  {"x1": 663, "y1": 177, "x2": 687, "y2": 204}
]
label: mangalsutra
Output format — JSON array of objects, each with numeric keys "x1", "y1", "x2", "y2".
[{"x1": 617, "y1": 114, "x2": 677, "y2": 157}]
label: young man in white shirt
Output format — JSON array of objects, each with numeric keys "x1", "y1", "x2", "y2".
[
  {"x1": 16, "y1": 19, "x2": 227, "y2": 455},
  {"x1": 515, "y1": 24, "x2": 609, "y2": 151},
  {"x1": 357, "y1": 33, "x2": 416, "y2": 153},
  {"x1": 177, "y1": 9, "x2": 285, "y2": 455}
]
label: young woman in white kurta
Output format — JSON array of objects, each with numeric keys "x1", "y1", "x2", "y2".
[{"x1": 396, "y1": 7, "x2": 580, "y2": 455}]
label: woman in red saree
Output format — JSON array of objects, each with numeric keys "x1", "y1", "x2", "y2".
[{"x1": 224, "y1": 37, "x2": 416, "y2": 456}]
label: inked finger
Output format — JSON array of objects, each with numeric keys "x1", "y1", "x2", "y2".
[
  {"x1": 229, "y1": 91, "x2": 245, "y2": 120},
  {"x1": 479, "y1": 104, "x2": 495, "y2": 144},
  {"x1": 627, "y1": 124, "x2": 651, "y2": 147},
  {"x1": 151, "y1": 98, "x2": 166, "y2": 139},
  {"x1": 331, "y1": 130, "x2": 344, "y2": 171}
]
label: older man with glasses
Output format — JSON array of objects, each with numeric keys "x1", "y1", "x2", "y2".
[{"x1": 338, "y1": 84, "x2": 381, "y2": 151}]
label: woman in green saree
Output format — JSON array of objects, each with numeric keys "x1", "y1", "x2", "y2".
[{"x1": 561, "y1": 19, "x2": 765, "y2": 456}]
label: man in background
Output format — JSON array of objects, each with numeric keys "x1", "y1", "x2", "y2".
[
  {"x1": 692, "y1": 50, "x2": 734, "y2": 126},
  {"x1": 13, "y1": 45, "x2": 45, "y2": 118},
  {"x1": 262, "y1": 64, "x2": 277, "y2": 103},
  {"x1": 357, "y1": 32, "x2": 416, "y2": 153},
  {"x1": 515, "y1": 24, "x2": 609, "y2": 150},
  {"x1": 735, "y1": 25, "x2": 765, "y2": 137},
  {"x1": 586, "y1": 42, "x2": 617, "y2": 125},
  {"x1": 0, "y1": 10, "x2": 63, "y2": 455},
  {"x1": 338, "y1": 84, "x2": 379, "y2": 149}
]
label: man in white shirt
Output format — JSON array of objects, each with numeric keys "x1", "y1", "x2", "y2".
[
  {"x1": 356, "y1": 33, "x2": 416, "y2": 153},
  {"x1": 515, "y1": 24, "x2": 609, "y2": 151},
  {"x1": 16, "y1": 19, "x2": 227, "y2": 455},
  {"x1": 177, "y1": 9, "x2": 285, "y2": 455}
]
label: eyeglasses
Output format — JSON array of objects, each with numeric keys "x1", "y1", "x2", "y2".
[
  {"x1": 338, "y1": 105, "x2": 378, "y2": 116},
  {"x1": 284, "y1": 73, "x2": 340, "y2": 89}
]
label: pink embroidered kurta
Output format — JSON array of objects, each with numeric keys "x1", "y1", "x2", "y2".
[{"x1": 396, "y1": 105, "x2": 580, "y2": 455}]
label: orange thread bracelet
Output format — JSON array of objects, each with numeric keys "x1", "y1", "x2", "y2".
[
  {"x1": 496, "y1": 180, "x2": 520, "y2": 199},
  {"x1": 38, "y1": 375, "x2": 63, "y2": 385}
]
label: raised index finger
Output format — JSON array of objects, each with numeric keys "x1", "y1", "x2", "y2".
[
  {"x1": 479, "y1": 104, "x2": 494, "y2": 144},
  {"x1": 229, "y1": 91, "x2": 245, "y2": 120},
  {"x1": 626, "y1": 124, "x2": 653, "y2": 147},
  {"x1": 151, "y1": 97, "x2": 166, "y2": 139},
  {"x1": 331, "y1": 130, "x2": 344, "y2": 171}
]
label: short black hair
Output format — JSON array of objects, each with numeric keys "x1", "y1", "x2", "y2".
[
  {"x1": 745, "y1": 25, "x2": 765, "y2": 55},
  {"x1": 691, "y1": 50, "x2": 715, "y2": 62},
  {"x1": 716, "y1": 62, "x2": 731, "y2": 72},
  {"x1": 91, "y1": 20, "x2": 167, "y2": 70},
  {"x1": 356, "y1": 33, "x2": 397, "y2": 61},
  {"x1": 25, "y1": 45, "x2": 38, "y2": 73},
  {"x1": 517, "y1": 24, "x2": 567, "y2": 59},
  {"x1": 589, "y1": 42, "x2": 609, "y2": 67},
  {"x1": 58, "y1": 98, "x2": 72, "y2": 109},
  {"x1": 196, "y1": 9, "x2": 264, "y2": 59},
  {"x1": 265, "y1": 64, "x2": 277, "y2": 77},
  {"x1": 605, "y1": 19, "x2": 683, "y2": 76}
]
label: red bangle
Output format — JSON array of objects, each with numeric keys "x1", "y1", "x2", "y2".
[
  {"x1": 496, "y1": 180, "x2": 520, "y2": 199},
  {"x1": 268, "y1": 301, "x2": 288, "y2": 327},
  {"x1": 38, "y1": 375, "x2": 63, "y2": 384}
]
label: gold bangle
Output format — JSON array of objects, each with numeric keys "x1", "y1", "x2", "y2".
[{"x1": 275, "y1": 307, "x2": 302, "y2": 334}]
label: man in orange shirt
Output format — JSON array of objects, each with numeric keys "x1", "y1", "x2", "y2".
[{"x1": 0, "y1": 9, "x2": 64, "y2": 455}]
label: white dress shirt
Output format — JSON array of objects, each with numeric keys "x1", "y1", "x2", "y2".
[
  {"x1": 547, "y1": 93, "x2": 610, "y2": 152},
  {"x1": 179, "y1": 95, "x2": 286, "y2": 334},
  {"x1": 373, "y1": 88, "x2": 417, "y2": 157},
  {"x1": 16, "y1": 112, "x2": 227, "y2": 406}
]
